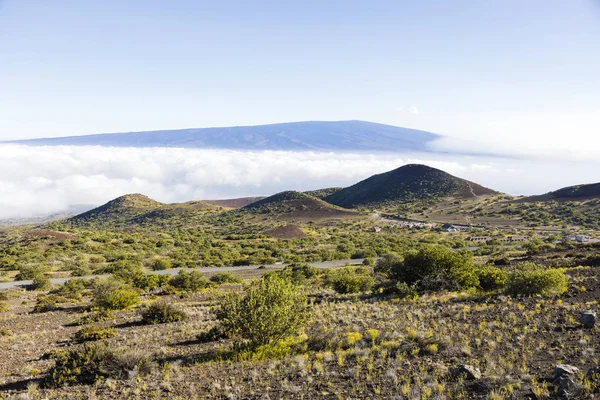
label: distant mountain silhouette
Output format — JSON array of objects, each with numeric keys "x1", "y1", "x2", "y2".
[
  {"x1": 10, "y1": 120, "x2": 439, "y2": 152},
  {"x1": 519, "y1": 182, "x2": 600, "y2": 202}
]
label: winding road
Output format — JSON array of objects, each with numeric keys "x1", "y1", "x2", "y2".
[{"x1": 0, "y1": 258, "x2": 370, "y2": 290}]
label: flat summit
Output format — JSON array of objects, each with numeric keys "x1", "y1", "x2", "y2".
[{"x1": 10, "y1": 120, "x2": 440, "y2": 152}]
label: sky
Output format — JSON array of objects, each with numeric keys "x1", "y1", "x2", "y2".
[{"x1": 0, "y1": 1, "x2": 599, "y2": 217}]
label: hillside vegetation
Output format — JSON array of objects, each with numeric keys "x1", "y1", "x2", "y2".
[{"x1": 326, "y1": 164, "x2": 498, "y2": 208}]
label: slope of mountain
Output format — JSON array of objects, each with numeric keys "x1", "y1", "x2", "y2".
[
  {"x1": 304, "y1": 187, "x2": 343, "y2": 199},
  {"x1": 10, "y1": 120, "x2": 440, "y2": 152},
  {"x1": 68, "y1": 194, "x2": 163, "y2": 227},
  {"x1": 326, "y1": 164, "x2": 498, "y2": 208},
  {"x1": 519, "y1": 182, "x2": 600, "y2": 202},
  {"x1": 203, "y1": 197, "x2": 264, "y2": 208},
  {"x1": 241, "y1": 191, "x2": 358, "y2": 219}
]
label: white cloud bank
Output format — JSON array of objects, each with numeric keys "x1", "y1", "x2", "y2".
[{"x1": 0, "y1": 144, "x2": 598, "y2": 219}]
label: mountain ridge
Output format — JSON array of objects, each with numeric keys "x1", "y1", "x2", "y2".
[{"x1": 8, "y1": 120, "x2": 440, "y2": 152}]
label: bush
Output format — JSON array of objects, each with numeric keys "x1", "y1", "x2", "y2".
[
  {"x1": 210, "y1": 271, "x2": 243, "y2": 284},
  {"x1": 33, "y1": 297, "x2": 58, "y2": 313},
  {"x1": 31, "y1": 273, "x2": 51, "y2": 291},
  {"x1": 170, "y1": 270, "x2": 210, "y2": 292},
  {"x1": 476, "y1": 265, "x2": 508, "y2": 290},
  {"x1": 387, "y1": 245, "x2": 479, "y2": 291},
  {"x1": 327, "y1": 267, "x2": 375, "y2": 294},
  {"x1": 505, "y1": 262, "x2": 568, "y2": 297},
  {"x1": 141, "y1": 300, "x2": 187, "y2": 324},
  {"x1": 149, "y1": 258, "x2": 172, "y2": 271},
  {"x1": 374, "y1": 253, "x2": 404, "y2": 276},
  {"x1": 54, "y1": 279, "x2": 88, "y2": 299},
  {"x1": 93, "y1": 279, "x2": 140, "y2": 310},
  {"x1": 131, "y1": 273, "x2": 170, "y2": 291},
  {"x1": 0, "y1": 301, "x2": 8, "y2": 313},
  {"x1": 216, "y1": 273, "x2": 309, "y2": 348},
  {"x1": 394, "y1": 282, "x2": 419, "y2": 299},
  {"x1": 72, "y1": 326, "x2": 117, "y2": 343},
  {"x1": 278, "y1": 264, "x2": 321, "y2": 284},
  {"x1": 44, "y1": 343, "x2": 151, "y2": 387}
]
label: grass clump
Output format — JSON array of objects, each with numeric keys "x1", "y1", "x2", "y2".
[
  {"x1": 505, "y1": 262, "x2": 568, "y2": 297},
  {"x1": 72, "y1": 326, "x2": 117, "y2": 343},
  {"x1": 141, "y1": 300, "x2": 187, "y2": 324},
  {"x1": 216, "y1": 273, "x2": 309, "y2": 348},
  {"x1": 93, "y1": 279, "x2": 140, "y2": 310},
  {"x1": 75, "y1": 309, "x2": 114, "y2": 326},
  {"x1": 44, "y1": 343, "x2": 151, "y2": 387}
]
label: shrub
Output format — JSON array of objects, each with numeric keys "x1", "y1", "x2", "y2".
[
  {"x1": 149, "y1": 258, "x2": 172, "y2": 271},
  {"x1": 93, "y1": 279, "x2": 140, "y2": 310},
  {"x1": 15, "y1": 265, "x2": 44, "y2": 281},
  {"x1": 170, "y1": 270, "x2": 210, "y2": 292},
  {"x1": 72, "y1": 326, "x2": 117, "y2": 343},
  {"x1": 54, "y1": 279, "x2": 88, "y2": 299},
  {"x1": 389, "y1": 245, "x2": 479, "y2": 291},
  {"x1": 394, "y1": 282, "x2": 419, "y2": 299},
  {"x1": 0, "y1": 301, "x2": 8, "y2": 313},
  {"x1": 278, "y1": 264, "x2": 321, "y2": 284},
  {"x1": 44, "y1": 344, "x2": 151, "y2": 387},
  {"x1": 374, "y1": 253, "x2": 404, "y2": 276},
  {"x1": 216, "y1": 273, "x2": 309, "y2": 348},
  {"x1": 362, "y1": 257, "x2": 375, "y2": 266},
  {"x1": 476, "y1": 265, "x2": 508, "y2": 290},
  {"x1": 131, "y1": 273, "x2": 170, "y2": 291},
  {"x1": 210, "y1": 271, "x2": 243, "y2": 284},
  {"x1": 33, "y1": 297, "x2": 58, "y2": 313},
  {"x1": 505, "y1": 262, "x2": 568, "y2": 297},
  {"x1": 141, "y1": 300, "x2": 187, "y2": 324},
  {"x1": 327, "y1": 267, "x2": 375, "y2": 294},
  {"x1": 31, "y1": 273, "x2": 51, "y2": 291}
]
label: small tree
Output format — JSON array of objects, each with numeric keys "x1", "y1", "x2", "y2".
[
  {"x1": 384, "y1": 245, "x2": 479, "y2": 291},
  {"x1": 215, "y1": 274, "x2": 309, "y2": 348}
]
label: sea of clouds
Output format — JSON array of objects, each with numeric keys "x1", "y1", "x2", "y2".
[{"x1": 0, "y1": 144, "x2": 598, "y2": 219}]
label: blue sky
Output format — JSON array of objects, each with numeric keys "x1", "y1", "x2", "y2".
[{"x1": 1, "y1": 0, "x2": 599, "y2": 152}]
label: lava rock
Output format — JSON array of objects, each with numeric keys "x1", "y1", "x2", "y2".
[
  {"x1": 554, "y1": 364, "x2": 579, "y2": 380},
  {"x1": 581, "y1": 310, "x2": 596, "y2": 329},
  {"x1": 451, "y1": 364, "x2": 481, "y2": 380}
]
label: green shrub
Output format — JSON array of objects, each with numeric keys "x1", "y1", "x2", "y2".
[
  {"x1": 210, "y1": 271, "x2": 243, "y2": 284},
  {"x1": 72, "y1": 326, "x2": 117, "y2": 343},
  {"x1": 44, "y1": 343, "x2": 150, "y2": 387},
  {"x1": 505, "y1": 262, "x2": 568, "y2": 297},
  {"x1": 0, "y1": 292, "x2": 8, "y2": 301},
  {"x1": 15, "y1": 265, "x2": 44, "y2": 281},
  {"x1": 0, "y1": 301, "x2": 8, "y2": 313},
  {"x1": 131, "y1": 272, "x2": 170, "y2": 291},
  {"x1": 394, "y1": 282, "x2": 419, "y2": 299},
  {"x1": 32, "y1": 297, "x2": 58, "y2": 313},
  {"x1": 55, "y1": 279, "x2": 88, "y2": 297},
  {"x1": 374, "y1": 253, "x2": 404, "y2": 276},
  {"x1": 170, "y1": 270, "x2": 210, "y2": 292},
  {"x1": 216, "y1": 273, "x2": 309, "y2": 348},
  {"x1": 476, "y1": 265, "x2": 508, "y2": 290},
  {"x1": 149, "y1": 258, "x2": 172, "y2": 271},
  {"x1": 31, "y1": 273, "x2": 51, "y2": 291},
  {"x1": 278, "y1": 264, "x2": 321, "y2": 284},
  {"x1": 327, "y1": 267, "x2": 375, "y2": 294},
  {"x1": 387, "y1": 245, "x2": 479, "y2": 291},
  {"x1": 93, "y1": 279, "x2": 140, "y2": 310},
  {"x1": 141, "y1": 300, "x2": 187, "y2": 324},
  {"x1": 362, "y1": 257, "x2": 375, "y2": 266}
]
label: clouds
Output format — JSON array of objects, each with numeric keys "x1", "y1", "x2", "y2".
[
  {"x1": 0, "y1": 144, "x2": 599, "y2": 219},
  {"x1": 397, "y1": 105, "x2": 419, "y2": 115}
]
